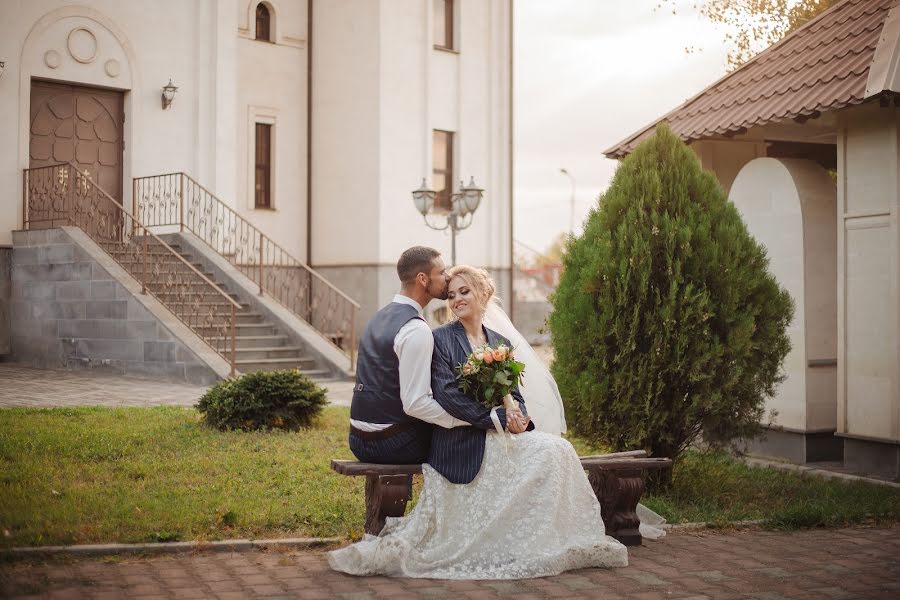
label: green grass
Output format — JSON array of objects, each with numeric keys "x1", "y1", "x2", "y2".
[
  {"x1": 640, "y1": 450, "x2": 900, "y2": 530},
  {"x1": 0, "y1": 406, "x2": 361, "y2": 549},
  {"x1": 1, "y1": 406, "x2": 898, "y2": 549}
]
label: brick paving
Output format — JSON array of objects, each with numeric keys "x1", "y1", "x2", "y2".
[
  {"x1": 0, "y1": 363, "x2": 354, "y2": 408},
  {"x1": 2, "y1": 527, "x2": 898, "y2": 599}
]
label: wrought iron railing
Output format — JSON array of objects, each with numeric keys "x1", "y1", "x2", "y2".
[
  {"x1": 23, "y1": 162, "x2": 239, "y2": 375},
  {"x1": 133, "y1": 172, "x2": 358, "y2": 368}
]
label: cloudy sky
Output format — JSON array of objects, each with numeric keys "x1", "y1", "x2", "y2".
[{"x1": 513, "y1": 0, "x2": 731, "y2": 255}]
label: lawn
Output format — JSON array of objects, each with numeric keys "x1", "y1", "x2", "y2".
[{"x1": 1, "y1": 405, "x2": 898, "y2": 549}]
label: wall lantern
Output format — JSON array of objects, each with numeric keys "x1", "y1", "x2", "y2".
[
  {"x1": 0, "y1": 61, "x2": 5, "y2": 79},
  {"x1": 161, "y1": 79, "x2": 178, "y2": 110}
]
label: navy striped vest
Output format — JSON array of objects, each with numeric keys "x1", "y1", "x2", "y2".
[{"x1": 350, "y1": 302, "x2": 423, "y2": 424}]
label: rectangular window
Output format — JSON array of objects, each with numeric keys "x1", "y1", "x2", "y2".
[
  {"x1": 433, "y1": 0, "x2": 454, "y2": 50},
  {"x1": 255, "y1": 123, "x2": 272, "y2": 209},
  {"x1": 433, "y1": 130, "x2": 454, "y2": 212}
]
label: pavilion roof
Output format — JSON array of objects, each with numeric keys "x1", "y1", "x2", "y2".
[{"x1": 605, "y1": 0, "x2": 900, "y2": 159}]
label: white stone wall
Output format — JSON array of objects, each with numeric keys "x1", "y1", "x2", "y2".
[
  {"x1": 235, "y1": 0, "x2": 308, "y2": 260},
  {"x1": 2, "y1": 0, "x2": 512, "y2": 329},
  {"x1": 0, "y1": 0, "x2": 237, "y2": 246},
  {"x1": 837, "y1": 103, "x2": 900, "y2": 445},
  {"x1": 311, "y1": 0, "x2": 513, "y2": 287},
  {"x1": 729, "y1": 158, "x2": 837, "y2": 433},
  {"x1": 691, "y1": 139, "x2": 767, "y2": 195}
]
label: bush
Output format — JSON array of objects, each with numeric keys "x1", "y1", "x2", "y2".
[
  {"x1": 548, "y1": 123, "x2": 793, "y2": 465},
  {"x1": 197, "y1": 369, "x2": 328, "y2": 431}
]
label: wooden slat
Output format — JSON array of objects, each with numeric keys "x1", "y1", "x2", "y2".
[
  {"x1": 579, "y1": 457, "x2": 672, "y2": 470},
  {"x1": 331, "y1": 460, "x2": 423, "y2": 476},
  {"x1": 579, "y1": 450, "x2": 647, "y2": 460},
  {"x1": 331, "y1": 455, "x2": 671, "y2": 476}
]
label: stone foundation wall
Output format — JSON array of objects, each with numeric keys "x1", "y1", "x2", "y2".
[
  {"x1": 9, "y1": 228, "x2": 219, "y2": 384},
  {"x1": 0, "y1": 246, "x2": 10, "y2": 356}
]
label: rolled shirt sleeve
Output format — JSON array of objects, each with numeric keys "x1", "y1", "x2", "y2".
[{"x1": 395, "y1": 318, "x2": 470, "y2": 428}]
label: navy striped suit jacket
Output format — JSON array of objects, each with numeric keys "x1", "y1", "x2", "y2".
[{"x1": 428, "y1": 320, "x2": 534, "y2": 484}]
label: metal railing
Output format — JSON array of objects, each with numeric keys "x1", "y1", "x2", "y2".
[
  {"x1": 24, "y1": 162, "x2": 239, "y2": 376},
  {"x1": 133, "y1": 172, "x2": 358, "y2": 368}
]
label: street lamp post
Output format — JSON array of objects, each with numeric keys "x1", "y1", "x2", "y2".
[
  {"x1": 411, "y1": 177, "x2": 484, "y2": 266},
  {"x1": 559, "y1": 168, "x2": 576, "y2": 234}
]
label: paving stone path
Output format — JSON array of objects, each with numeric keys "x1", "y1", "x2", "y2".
[
  {"x1": 2, "y1": 527, "x2": 898, "y2": 599},
  {"x1": 0, "y1": 364, "x2": 354, "y2": 408}
]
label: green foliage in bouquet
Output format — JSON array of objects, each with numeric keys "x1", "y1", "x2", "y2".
[
  {"x1": 549, "y1": 123, "x2": 793, "y2": 463},
  {"x1": 197, "y1": 369, "x2": 327, "y2": 431},
  {"x1": 456, "y1": 343, "x2": 526, "y2": 409}
]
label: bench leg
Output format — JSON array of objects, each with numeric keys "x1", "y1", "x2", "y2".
[
  {"x1": 364, "y1": 474, "x2": 412, "y2": 536},
  {"x1": 588, "y1": 468, "x2": 644, "y2": 546}
]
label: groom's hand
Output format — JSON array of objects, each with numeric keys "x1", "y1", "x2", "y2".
[{"x1": 506, "y1": 410, "x2": 530, "y2": 434}]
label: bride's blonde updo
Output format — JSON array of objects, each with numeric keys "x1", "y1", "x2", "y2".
[{"x1": 447, "y1": 265, "x2": 496, "y2": 317}]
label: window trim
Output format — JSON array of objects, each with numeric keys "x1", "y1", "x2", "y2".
[
  {"x1": 433, "y1": 0, "x2": 455, "y2": 52},
  {"x1": 254, "y1": 123, "x2": 273, "y2": 209},
  {"x1": 255, "y1": 2, "x2": 274, "y2": 43},
  {"x1": 432, "y1": 129, "x2": 454, "y2": 213},
  {"x1": 248, "y1": 108, "x2": 277, "y2": 211}
]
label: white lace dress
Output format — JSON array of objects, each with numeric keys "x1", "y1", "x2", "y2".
[{"x1": 327, "y1": 430, "x2": 629, "y2": 579}]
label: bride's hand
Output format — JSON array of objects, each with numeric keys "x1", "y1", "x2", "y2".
[{"x1": 506, "y1": 410, "x2": 530, "y2": 434}]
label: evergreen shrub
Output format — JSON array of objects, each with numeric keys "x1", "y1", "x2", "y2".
[
  {"x1": 197, "y1": 369, "x2": 327, "y2": 431},
  {"x1": 549, "y1": 124, "x2": 793, "y2": 463}
]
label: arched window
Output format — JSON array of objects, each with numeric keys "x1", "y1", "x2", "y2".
[{"x1": 255, "y1": 3, "x2": 271, "y2": 42}]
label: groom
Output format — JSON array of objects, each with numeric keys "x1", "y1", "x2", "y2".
[{"x1": 348, "y1": 246, "x2": 471, "y2": 464}]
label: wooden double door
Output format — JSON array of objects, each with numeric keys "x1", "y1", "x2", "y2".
[{"x1": 29, "y1": 80, "x2": 125, "y2": 204}]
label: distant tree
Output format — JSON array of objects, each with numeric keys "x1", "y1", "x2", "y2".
[
  {"x1": 661, "y1": 0, "x2": 838, "y2": 69},
  {"x1": 540, "y1": 232, "x2": 568, "y2": 266}
]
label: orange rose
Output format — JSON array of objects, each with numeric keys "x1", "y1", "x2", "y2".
[
  {"x1": 492, "y1": 348, "x2": 506, "y2": 362},
  {"x1": 463, "y1": 363, "x2": 472, "y2": 375},
  {"x1": 482, "y1": 352, "x2": 494, "y2": 364}
]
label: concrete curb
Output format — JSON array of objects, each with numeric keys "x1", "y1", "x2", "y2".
[
  {"x1": 740, "y1": 456, "x2": 900, "y2": 488},
  {"x1": 2, "y1": 537, "x2": 341, "y2": 559}
]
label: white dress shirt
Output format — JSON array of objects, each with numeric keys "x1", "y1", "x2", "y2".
[{"x1": 350, "y1": 295, "x2": 470, "y2": 431}]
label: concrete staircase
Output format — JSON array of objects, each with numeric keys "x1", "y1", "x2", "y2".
[{"x1": 101, "y1": 238, "x2": 332, "y2": 379}]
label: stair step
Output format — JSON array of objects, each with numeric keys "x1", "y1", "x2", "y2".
[
  {"x1": 234, "y1": 347, "x2": 314, "y2": 362},
  {"x1": 152, "y1": 290, "x2": 240, "y2": 301},
  {"x1": 179, "y1": 312, "x2": 263, "y2": 325},
  {"x1": 208, "y1": 335, "x2": 290, "y2": 348},
  {"x1": 235, "y1": 312, "x2": 265, "y2": 324},
  {"x1": 235, "y1": 358, "x2": 328, "y2": 376},
  {"x1": 195, "y1": 323, "x2": 276, "y2": 336}
]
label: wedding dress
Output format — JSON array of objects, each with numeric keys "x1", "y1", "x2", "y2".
[
  {"x1": 482, "y1": 301, "x2": 667, "y2": 541},
  {"x1": 327, "y1": 429, "x2": 629, "y2": 579}
]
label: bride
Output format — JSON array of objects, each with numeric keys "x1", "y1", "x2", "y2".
[{"x1": 328, "y1": 266, "x2": 630, "y2": 579}]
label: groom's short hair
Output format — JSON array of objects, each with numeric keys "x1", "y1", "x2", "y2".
[{"x1": 397, "y1": 246, "x2": 441, "y2": 285}]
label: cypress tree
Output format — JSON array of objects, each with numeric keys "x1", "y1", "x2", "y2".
[{"x1": 549, "y1": 124, "x2": 793, "y2": 465}]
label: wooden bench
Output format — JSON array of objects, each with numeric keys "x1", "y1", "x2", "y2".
[{"x1": 331, "y1": 450, "x2": 672, "y2": 546}]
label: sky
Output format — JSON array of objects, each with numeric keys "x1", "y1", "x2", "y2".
[{"x1": 513, "y1": 0, "x2": 731, "y2": 256}]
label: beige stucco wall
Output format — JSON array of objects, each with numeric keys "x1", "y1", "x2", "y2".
[
  {"x1": 0, "y1": 0, "x2": 229, "y2": 246},
  {"x1": 837, "y1": 103, "x2": 900, "y2": 444},
  {"x1": 691, "y1": 139, "x2": 767, "y2": 195},
  {"x1": 729, "y1": 157, "x2": 837, "y2": 433},
  {"x1": 311, "y1": 0, "x2": 512, "y2": 277},
  {"x1": 235, "y1": 0, "x2": 308, "y2": 260},
  {"x1": 2, "y1": 0, "x2": 512, "y2": 316}
]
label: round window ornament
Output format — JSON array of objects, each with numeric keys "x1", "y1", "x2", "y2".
[
  {"x1": 104, "y1": 59, "x2": 120, "y2": 78},
  {"x1": 67, "y1": 27, "x2": 98, "y2": 64},
  {"x1": 44, "y1": 50, "x2": 61, "y2": 69}
]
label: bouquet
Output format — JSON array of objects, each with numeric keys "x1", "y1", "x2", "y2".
[{"x1": 455, "y1": 342, "x2": 526, "y2": 413}]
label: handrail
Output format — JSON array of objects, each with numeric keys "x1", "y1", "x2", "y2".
[
  {"x1": 134, "y1": 171, "x2": 359, "y2": 369},
  {"x1": 24, "y1": 162, "x2": 239, "y2": 376}
]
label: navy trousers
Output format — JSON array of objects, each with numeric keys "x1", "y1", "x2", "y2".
[{"x1": 349, "y1": 423, "x2": 432, "y2": 464}]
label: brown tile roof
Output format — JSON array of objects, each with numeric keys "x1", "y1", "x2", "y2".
[{"x1": 605, "y1": 0, "x2": 899, "y2": 159}]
